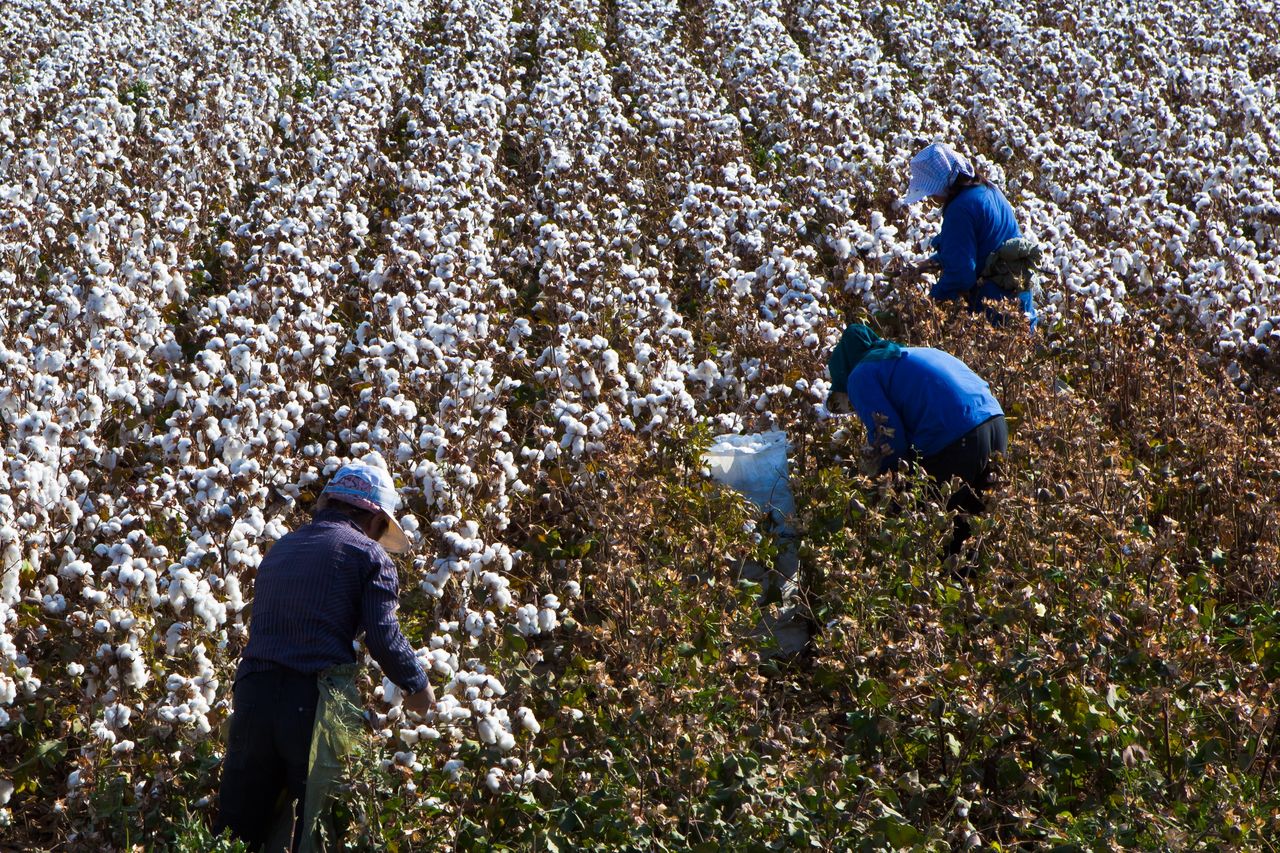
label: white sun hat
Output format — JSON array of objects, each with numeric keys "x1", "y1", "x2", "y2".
[
  {"x1": 903, "y1": 142, "x2": 975, "y2": 205},
  {"x1": 320, "y1": 456, "x2": 410, "y2": 553}
]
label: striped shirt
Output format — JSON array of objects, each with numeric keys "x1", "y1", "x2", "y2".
[{"x1": 236, "y1": 508, "x2": 428, "y2": 694}]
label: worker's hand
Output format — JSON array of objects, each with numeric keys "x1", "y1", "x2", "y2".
[
  {"x1": 403, "y1": 682, "x2": 436, "y2": 715},
  {"x1": 901, "y1": 258, "x2": 939, "y2": 284}
]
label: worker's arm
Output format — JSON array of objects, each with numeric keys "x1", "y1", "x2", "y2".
[
  {"x1": 361, "y1": 552, "x2": 431, "y2": 699},
  {"x1": 929, "y1": 200, "x2": 980, "y2": 301},
  {"x1": 848, "y1": 366, "x2": 909, "y2": 473}
]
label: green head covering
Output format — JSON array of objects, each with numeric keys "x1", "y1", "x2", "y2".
[{"x1": 827, "y1": 323, "x2": 904, "y2": 401}]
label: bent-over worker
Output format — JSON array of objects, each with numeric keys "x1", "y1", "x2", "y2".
[{"x1": 828, "y1": 323, "x2": 1008, "y2": 574}]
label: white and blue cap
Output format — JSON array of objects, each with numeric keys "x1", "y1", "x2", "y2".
[
  {"x1": 321, "y1": 456, "x2": 410, "y2": 553},
  {"x1": 903, "y1": 142, "x2": 975, "y2": 205}
]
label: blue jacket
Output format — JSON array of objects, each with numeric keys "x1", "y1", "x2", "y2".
[
  {"x1": 847, "y1": 347, "x2": 1004, "y2": 472},
  {"x1": 930, "y1": 184, "x2": 1036, "y2": 327},
  {"x1": 237, "y1": 509, "x2": 428, "y2": 693}
]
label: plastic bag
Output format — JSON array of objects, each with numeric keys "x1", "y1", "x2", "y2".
[
  {"x1": 702, "y1": 431, "x2": 796, "y2": 535},
  {"x1": 703, "y1": 432, "x2": 808, "y2": 657}
]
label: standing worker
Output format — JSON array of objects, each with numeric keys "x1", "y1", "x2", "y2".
[
  {"x1": 828, "y1": 323, "x2": 1008, "y2": 574},
  {"x1": 900, "y1": 142, "x2": 1040, "y2": 329},
  {"x1": 215, "y1": 456, "x2": 435, "y2": 851}
]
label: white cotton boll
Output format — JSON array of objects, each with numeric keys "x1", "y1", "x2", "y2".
[
  {"x1": 515, "y1": 604, "x2": 538, "y2": 636},
  {"x1": 165, "y1": 622, "x2": 187, "y2": 655},
  {"x1": 91, "y1": 719, "x2": 117, "y2": 745},
  {"x1": 0, "y1": 779, "x2": 12, "y2": 807},
  {"x1": 117, "y1": 644, "x2": 149, "y2": 688},
  {"x1": 496, "y1": 730, "x2": 516, "y2": 751},
  {"x1": 565, "y1": 581, "x2": 581, "y2": 598},
  {"x1": 111, "y1": 740, "x2": 135, "y2": 755},
  {"x1": 429, "y1": 649, "x2": 454, "y2": 677},
  {"x1": 516, "y1": 707, "x2": 540, "y2": 735},
  {"x1": 484, "y1": 767, "x2": 504, "y2": 792},
  {"x1": 59, "y1": 559, "x2": 90, "y2": 581},
  {"x1": 383, "y1": 679, "x2": 403, "y2": 707},
  {"x1": 477, "y1": 715, "x2": 497, "y2": 745},
  {"x1": 443, "y1": 760, "x2": 464, "y2": 778},
  {"x1": 1, "y1": 540, "x2": 20, "y2": 606},
  {"x1": 105, "y1": 704, "x2": 131, "y2": 729},
  {"x1": 67, "y1": 663, "x2": 85, "y2": 677},
  {"x1": 400, "y1": 515, "x2": 419, "y2": 538},
  {"x1": 537, "y1": 607, "x2": 558, "y2": 634}
]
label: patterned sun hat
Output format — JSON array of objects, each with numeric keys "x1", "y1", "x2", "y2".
[
  {"x1": 321, "y1": 458, "x2": 410, "y2": 553},
  {"x1": 903, "y1": 142, "x2": 975, "y2": 205}
]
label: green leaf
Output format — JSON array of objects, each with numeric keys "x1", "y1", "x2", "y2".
[{"x1": 873, "y1": 815, "x2": 924, "y2": 846}]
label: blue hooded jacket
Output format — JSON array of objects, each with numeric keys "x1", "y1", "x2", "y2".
[
  {"x1": 847, "y1": 347, "x2": 1004, "y2": 472},
  {"x1": 930, "y1": 183, "x2": 1036, "y2": 327}
]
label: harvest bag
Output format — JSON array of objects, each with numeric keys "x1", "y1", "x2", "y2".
[
  {"x1": 702, "y1": 431, "x2": 797, "y2": 535},
  {"x1": 703, "y1": 432, "x2": 808, "y2": 656},
  {"x1": 300, "y1": 663, "x2": 364, "y2": 853},
  {"x1": 980, "y1": 236, "x2": 1043, "y2": 294}
]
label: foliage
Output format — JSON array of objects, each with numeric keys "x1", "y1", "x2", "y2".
[{"x1": 2, "y1": 0, "x2": 1279, "y2": 849}]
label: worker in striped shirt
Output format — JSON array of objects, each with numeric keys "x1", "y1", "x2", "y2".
[{"x1": 215, "y1": 457, "x2": 434, "y2": 851}]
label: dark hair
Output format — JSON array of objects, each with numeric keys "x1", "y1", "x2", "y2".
[
  {"x1": 315, "y1": 495, "x2": 387, "y2": 538},
  {"x1": 942, "y1": 173, "x2": 996, "y2": 209}
]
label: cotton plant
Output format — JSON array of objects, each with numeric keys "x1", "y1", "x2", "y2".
[{"x1": 2, "y1": 0, "x2": 1279, "y2": 836}]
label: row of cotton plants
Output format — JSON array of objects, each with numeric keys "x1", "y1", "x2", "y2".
[
  {"x1": 610, "y1": 0, "x2": 841, "y2": 423},
  {"x1": 0, "y1": 0, "x2": 358, "y2": 806},
  {"x1": 1, "y1": 0, "x2": 1278, "y2": 840},
  {"x1": 777, "y1": 0, "x2": 1280, "y2": 340},
  {"x1": 0, "y1": 0, "x2": 553, "y2": 824}
]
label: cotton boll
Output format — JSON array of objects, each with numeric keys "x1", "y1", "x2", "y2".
[
  {"x1": 514, "y1": 604, "x2": 538, "y2": 636},
  {"x1": 477, "y1": 715, "x2": 497, "y2": 745},
  {"x1": 516, "y1": 707, "x2": 540, "y2": 735}
]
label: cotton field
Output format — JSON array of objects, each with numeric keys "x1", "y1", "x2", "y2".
[{"x1": 2, "y1": 0, "x2": 1278, "y2": 847}]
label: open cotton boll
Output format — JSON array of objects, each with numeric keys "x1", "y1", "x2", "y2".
[{"x1": 516, "y1": 707, "x2": 540, "y2": 735}]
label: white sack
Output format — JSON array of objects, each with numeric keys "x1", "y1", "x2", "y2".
[{"x1": 702, "y1": 431, "x2": 796, "y2": 534}]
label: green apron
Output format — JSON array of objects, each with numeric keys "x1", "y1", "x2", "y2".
[{"x1": 299, "y1": 663, "x2": 364, "y2": 853}]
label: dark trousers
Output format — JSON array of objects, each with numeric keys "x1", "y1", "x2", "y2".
[
  {"x1": 215, "y1": 668, "x2": 319, "y2": 852},
  {"x1": 920, "y1": 415, "x2": 1008, "y2": 561}
]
